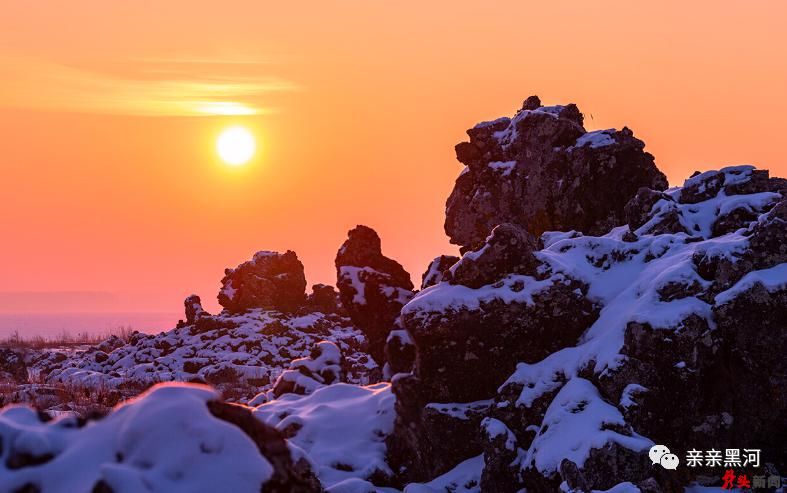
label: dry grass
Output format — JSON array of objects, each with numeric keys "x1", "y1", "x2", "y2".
[
  {"x1": 0, "y1": 372, "x2": 148, "y2": 418},
  {"x1": 0, "y1": 325, "x2": 135, "y2": 350}
]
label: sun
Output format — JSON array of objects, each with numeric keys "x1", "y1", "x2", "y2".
[{"x1": 216, "y1": 126, "x2": 256, "y2": 166}]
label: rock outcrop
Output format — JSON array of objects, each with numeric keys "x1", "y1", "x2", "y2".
[
  {"x1": 390, "y1": 160, "x2": 787, "y2": 491},
  {"x1": 218, "y1": 250, "x2": 307, "y2": 313},
  {"x1": 335, "y1": 225, "x2": 415, "y2": 365},
  {"x1": 183, "y1": 294, "x2": 207, "y2": 324},
  {"x1": 445, "y1": 95, "x2": 667, "y2": 252}
]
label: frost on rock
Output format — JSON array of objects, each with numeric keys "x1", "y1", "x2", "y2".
[{"x1": 0, "y1": 383, "x2": 322, "y2": 493}]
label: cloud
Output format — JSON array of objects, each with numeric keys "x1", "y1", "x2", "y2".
[{"x1": 0, "y1": 54, "x2": 297, "y2": 116}]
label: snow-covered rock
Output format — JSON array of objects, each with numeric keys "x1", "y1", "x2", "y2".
[
  {"x1": 336, "y1": 225, "x2": 415, "y2": 366},
  {"x1": 419, "y1": 255, "x2": 459, "y2": 289},
  {"x1": 218, "y1": 250, "x2": 307, "y2": 313},
  {"x1": 269, "y1": 340, "x2": 344, "y2": 399},
  {"x1": 446, "y1": 95, "x2": 667, "y2": 252},
  {"x1": 0, "y1": 383, "x2": 322, "y2": 492},
  {"x1": 32, "y1": 305, "x2": 378, "y2": 404},
  {"x1": 254, "y1": 382, "x2": 395, "y2": 489},
  {"x1": 391, "y1": 159, "x2": 786, "y2": 491}
]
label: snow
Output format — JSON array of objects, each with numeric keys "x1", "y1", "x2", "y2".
[
  {"x1": 0, "y1": 383, "x2": 273, "y2": 493},
  {"x1": 488, "y1": 160, "x2": 517, "y2": 176},
  {"x1": 473, "y1": 116, "x2": 510, "y2": 129},
  {"x1": 425, "y1": 399, "x2": 493, "y2": 420},
  {"x1": 525, "y1": 378, "x2": 653, "y2": 474},
  {"x1": 619, "y1": 384, "x2": 648, "y2": 409},
  {"x1": 403, "y1": 454, "x2": 483, "y2": 493},
  {"x1": 683, "y1": 165, "x2": 754, "y2": 189},
  {"x1": 533, "y1": 230, "x2": 718, "y2": 372},
  {"x1": 253, "y1": 382, "x2": 395, "y2": 488},
  {"x1": 643, "y1": 189, "x2": 779, "y2": 238},
  {"x1": 572, "y1": 129, "x2": 616, "y2": 149},
  {"x1": 491, "y1": 105, "x2": 563, "y2": 148},
  {"x1": 715, "y1": 263, "x2": 787, "y2": 305},
  {"x1": 481, "y1": 417, "x2": 517, "y2": 451},
  {"x1": 339, "y1": 266, "x2": 374, "y2": 305},
  {"x1": 402, "y1": 274, "x2": 561, "y2": 319},
  {"x1": 592, "y1": 482, "x2": 641, "y2": 493},
  {"x1": 35, "y1": 308, "x2": 377, "y2": 400}
]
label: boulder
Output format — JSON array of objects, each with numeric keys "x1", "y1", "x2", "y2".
[
  {"x1": 306, "y1": 284, "x2": 342, "y2": 314},
  {"x1": 218, "y1": 250, "x2": 307, "y2": 313},
  {"x1": 449, "y1": 223, "x2": 540, "y2": 289}
]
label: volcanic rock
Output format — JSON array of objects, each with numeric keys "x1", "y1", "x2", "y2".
[
  {"x1": 420, "y1": 255, "x2": 459, "y2": 289},
  {"x1": 445, "y1": 96, "x2": 667, "y2": 252},
  {"x1": 335, "y1": 225, "x2": 415, "y2": 365},
  {"x1": 218, "y1": 250, "x2": 307, "y2": 313}
]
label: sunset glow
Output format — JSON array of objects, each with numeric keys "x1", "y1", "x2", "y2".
[
  {"x1": 0, "y1": 0, "x2": 785, "y2": 320},
  {"x1": 217, "y1": 126, "x2": 256, "y2": 166}
]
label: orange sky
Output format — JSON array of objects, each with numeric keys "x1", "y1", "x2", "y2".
[{"x1": 1, "y1": 1, "x2": 786, "y2": 326}]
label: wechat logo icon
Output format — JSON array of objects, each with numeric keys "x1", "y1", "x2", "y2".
[{"x1": 650, "y1": 444, "x2": 679, "y2": 470}]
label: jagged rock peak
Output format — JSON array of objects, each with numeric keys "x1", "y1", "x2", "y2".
[
  {"x1": 183, "y1": 294, "x2": 206, "y2": 324},
  {"x1": 335, "y1": 225, "x2": 414, "y2": 365},
  {"x1": 446, "y1": 95, "x2": 667, "y2": 252},
  {"x1": 218, "y1": 250, "x2": 307, "y2": 313}
]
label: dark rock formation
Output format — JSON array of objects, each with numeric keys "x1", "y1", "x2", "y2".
[
  {"x1": 335, "y1": 225, "x2": 415, "y2": 365},
  {"x1": 388, "y1": 222, "x2": 598, "y2": 481},
  {"x1": 390, "y1": 130, "x2": 785, "y2": 493},
  {"x1": 383, "y1": 326, "x2": 416, "y2": 378},
  {"x1": 445, "y1": 96, "x2": 667, "y2": 252},
  {"x1": 207, "y1": 400, "x2": 323, "y2": 492},
  {"x1": 184, "y1": 294, "x2": 207, "y2": 324},
  {"x1": 218, "y1": 250, "x2": 307, "y2": 313},
  {"x1": 449, "y1": 223, "x2": 540, "y2": 288},
  {"x1": 0, "y1": 348, "x2": 28, "y2": 383},
  {"x1": 420, "y1": 255, "x2": 459, "y2": 289},
  {"x1": 306, "y1": 284, "x2": 341, "y2": 314}
]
